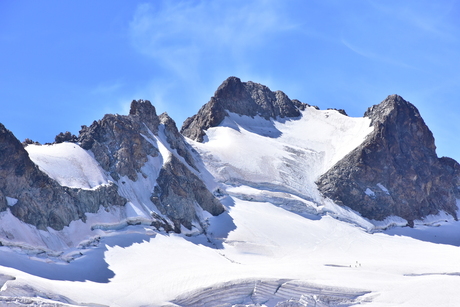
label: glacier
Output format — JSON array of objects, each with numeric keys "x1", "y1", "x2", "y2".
[{"x1": 0, "y1": 81, "x2": 459, "y2": 306}]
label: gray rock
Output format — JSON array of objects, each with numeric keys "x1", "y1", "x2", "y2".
[
  {"x1": 181, "y1": 76, "x2": 307, "y2": 142},
  {"x1": 0, "y1": 123, "x2": 125, "y2": 231},
  {"x1": 326, "y1": 108, "x2": 348, "y2": 116},
  {"x1": 78, "y1": 100, "x2": 160, "y2": 181},
  {"x1": 54, "y1": 131, "x2": 77, "y2": 144},
  {"x1": 317, "y1": 95, "x2": 460, "y2": 223},
  {"x1": 79, "y1": 99, "x2": 224, "y2": 232},
  {"x1": 0, "y1": 99, "x2": 224, "y2": 233},
  {"x1": 160, "y1": 112, "x2": 198, "y2": 170},
  {"x1": 152, "y1": 155, "x2": 225, "y2": 233}
]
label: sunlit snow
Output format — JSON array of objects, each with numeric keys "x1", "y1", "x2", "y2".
[
  {"x1": 26, "y1": 142, "x2": 109, "y2": 189},
  {"x1": 0, "y1": 107, "x2": 459, "y2": 306}
]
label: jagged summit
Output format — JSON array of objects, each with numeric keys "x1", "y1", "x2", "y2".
[
  {"x1": 77, "y1": 99, "x2": 224, "y2": 232},
  {"x1": 0, "y1": 123, "x2": 125, "y2": 231},
  {"x1": 181, "y1": 76, "x2": 307, "y2": 142},
  {"x1": 212, "y1": 76, "x2": 301, "y2": 118},
  {"x1": 128, "y1": 99, "x2": 160, "y2": 134},
  {"x1": 317, "y1": 94, "x2": 460, "y2": 224},
  {"x1": 2, "y1": 80, "x2": 460, "y2": 306},
  {"x1": 0, "y1": 98, "x2": 224, "y2": 239}
]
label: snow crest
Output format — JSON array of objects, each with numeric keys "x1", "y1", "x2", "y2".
[{"x1": 26, "y1": 143, "x2": 109, "y2": 189}]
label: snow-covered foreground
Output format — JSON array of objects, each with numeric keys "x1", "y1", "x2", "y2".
[
  {"x1": 1, "y1": 107, "x2": 460, "y2": 306},
  {"x1": 1, "y1": 198, "x2": 460, "y2": 306}
]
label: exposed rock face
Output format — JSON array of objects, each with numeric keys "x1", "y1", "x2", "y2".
[
  {"x1": 0, "y1": 99, "x2": 224, "y2": 233},
  {"x1": 54, "y1": 131, "x2": 77, "y2": 144},
  {"x1": 159, "y1": 113, "x2": 198, "y2": 170},
  {"x1": 181, "y1": 76, "x2": 307, "y2": 142},
  {"x1": 317, "y1": 95, "x2": 460, "y2": 223},
  {"x1": 154, "y1": 113, "x2": 224, "y2": 232},
  {"x1": 78, "y1": 100, "x2": 224, "y2": 232},
  {"x1": 0, "y1": 124, "x2": 125, "y2": 231},
  {"x1": 152, "y1": 155, "x2": 224, "y2": 232},
  {"x1": 79, "y1": 100, "x2": 160, "y2": 182}
]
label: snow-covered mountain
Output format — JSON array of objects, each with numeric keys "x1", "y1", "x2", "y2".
[{"x1": 0, "y1": 77, "x2": 459, "y2": 306}]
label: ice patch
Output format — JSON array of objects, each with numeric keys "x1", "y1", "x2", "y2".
[
  {"x1": 26, "y1": 143, "x2": 108, "y2": 189},
  {"x1": 191, "y1": 109, "x2": 373, "y2": 206},
  {"x1": 370, "y1": 216, "x2": 408, "y2": 230},
  {"x1": 376, "y1": 183, "x2": 390, "y2": 195},
  {"x1": 5, "y1": 197, "x2": 17, "y2": 207},
  {"x1": 364, "y1": 188, "x2": 375, "y2": 197},
  {"x1": 171, "y1": 278, "x2": 371, "y2": 307}
]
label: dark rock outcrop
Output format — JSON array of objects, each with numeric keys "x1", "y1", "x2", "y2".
[
  {"x1": 0, "y1": 123, "x2": 125, "y2": 231},
  {"x1": 55, "y1": 131, "x2": 77, "y2": 144},
  {"x1": 152, "y1": 155, "x2": 224, "y2": 233},
  {"x1": 0, "y1": 99, "x2": 224, "y2": 233},
  {"x1": 181, "y1": 76, "x2": 307, "y2": 142},
  {"x1": 78, "y1": 100, "x2": 160, "y2": 182},
  {"x1": 327, "y1": 108, "x2": 348, "y2": 116},
  {"x1": 154, "y1": 113, "x2": 225, "y2": 232},
  {"x1": 78, "y1": 100, "x2": 224, "y2": 231},
  {"x1": 317, "y1": 95, "x2": 460, "y2": 223},
  {"x1": 159, "y1": 113, "x2": 198, "y2": 171}
]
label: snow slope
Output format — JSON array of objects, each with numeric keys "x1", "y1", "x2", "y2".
[
  {"x1": 26, "y1": 142, "x2": 109, "y2": 189},
  {"x1": 1, "y1": 107, "x2": 460, "y2": 306},
  {"x1": 192, "y1": 107, "x2": 374, "y2": 225},
  {"x1": 1, "y1": 197, "x2": 460, "y2": 306},
  {"x1": 0, "y1": 125, "x2": 194, "y2": 255}
]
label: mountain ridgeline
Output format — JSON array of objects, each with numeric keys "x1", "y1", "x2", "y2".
[
  {"x1": 0, "y1": 100, "x2": 224, "y2": 233},
  {"x1": 0, "y1": 76, "x2": 458, "y2": 242},
  {"x1": 181, "y1": 76, "x2": 310, "y2": 142},
  {"x1": 317, "y1": 95, "x2": 460, "y2": 224},
  {"x1": 182, "y1": 77, "x2": 460, "y2": 224}
]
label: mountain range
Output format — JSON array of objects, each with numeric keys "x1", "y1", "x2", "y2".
[{"x1": 0, "y1": 77, "x2": 459, "y2": 306}]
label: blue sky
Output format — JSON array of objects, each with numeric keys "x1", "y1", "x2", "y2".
[{"x1": 1, "y1": 0, "x2": 460, "y2": 160}]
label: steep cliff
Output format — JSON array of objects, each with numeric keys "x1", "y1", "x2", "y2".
[
  {"x1": 0, "y1": 124, "x2": 125, "y2": 231},
  {"x1": 0, "y1": 100, "x2": 224, "y2": 235},
  {"x1": 316, "y1": 95, "x2": 460, "y2": 224},
  {"x1": 181, "y1": 76, "x2": 308, "y2": 142},
  {"x1": 78, "y1": 100, "x2": 224, "y2": 233}
]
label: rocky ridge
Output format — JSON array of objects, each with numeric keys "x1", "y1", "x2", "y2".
[
  {"x1": 181, "y1": 76, "x2": 309, "y2": 142},
  {"x1": 182, "y1": 78, "x2": 460, "y2": 224},
  {"x1": 317, "y1": 95, "x2": 460, "y2": 224},
  {"x1": 1, "y1": 77, "x2": 459, "y2": 243},
  {"x1": 0, "y1": 100, "x2": 224, "y2": 235},
  {"x1": 77, "y1": 100, "x2": 224, "y2": 232},
  {"x1": 0, "y1": 123, "x2": 125, "y2": 231}
]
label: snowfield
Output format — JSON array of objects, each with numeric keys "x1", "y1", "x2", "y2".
[
  {"x1": 26, "y1": 142, "x2": 109, "y2": 189},
  {"x1": 0, "y1": 107, "x2": 459, "y2": 306}
]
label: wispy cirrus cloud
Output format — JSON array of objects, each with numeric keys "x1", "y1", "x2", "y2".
[
  {"x1": 340, "y1": 38, "x2": 417, "y2": 70},
  {"x1": 367, "y1": 0, "x2": 458, "y2": 41},
  {"x1": 91, "y1": 81, "x2": 124, "y2": 95},
  {"x1": 126, "y1": 0, "x2": 301, "y2": 124},
  {"x1": 128, "y1": 0, "x2": 296, "y2": 78}
]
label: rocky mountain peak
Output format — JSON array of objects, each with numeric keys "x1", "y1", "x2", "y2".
[
  {"x1": 128, "y1": 99, "x2": 160, "y2": 134},
  {"x1": 317, "y1": 95, "x2": 460, "y2": 224},
  {"x1": 129, "y1": 99, "x2": 157, "y2": 117},
  {"x1": 366, "y1": 94, "x2": 424, "y2": 123},
  {"x1": 211, "y1": 76, "x2": 301, "y2": 120},
  {"x1": 181, "y1": 77, "x2": 306, "y2": 142},
  {"x1": 365, "y1": 94, "x2": 436, "y2": 151},
  {"x1": 77, "y1": 102, "x2": 223, "y2": 233},
  {"x1": 0, "y1": 123, "x2": 125, "y2": 231}
]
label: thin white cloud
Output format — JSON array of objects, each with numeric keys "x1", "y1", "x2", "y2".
[
  {"x1": 126, "y1": 0, "x2": 301, "y2": 124},
  {"x1": 128, "y1": 0, "x2": 295, "y2": 78},
  {"x1": 367, "y1": 0, "x2": 458, "y2": 42},
  {"x1": 91, "y1": 81, "x2": 124, "y2": 95},
  {"x1": 341, "y1": 38, "x2": 417, "y2": 70}
]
